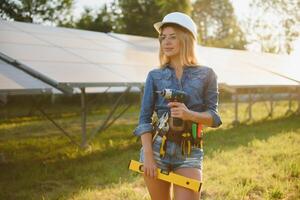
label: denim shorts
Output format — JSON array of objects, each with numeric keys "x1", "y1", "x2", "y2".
[{"x1": 139, "y1": 135, "x2": 204, "y2": 172}]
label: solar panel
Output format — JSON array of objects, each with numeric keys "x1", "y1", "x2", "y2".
[
  {"x1": 240, "y1": 52, "x2": 300, "y2": 83},
  {"x1": 108, "y1": 32, "x2": 160, "y2": 52},
  {"x1": 3, "y1": 20, "x2": 71, "y2": 36},
  {"x1": 110, "y1": 33, "x2": 300, "y2": 88},
  {"x1": 0, "y1": 20, "x2": 15, "y2": 31},
  {"x1": 0, "y1": 20, "x2": 298, "y2": 95},
  {"x1": 0, "y1": 30, "x2": 50, "y2": 46},
  {"x1": 197, "y1": 46, "x2": 299, "y2": 87},
  {"x1": 0, "y1": 43, "x2": 84, "y2": 62},
  {"x1": 22, "y1": 61, "x2": 131, "y2": 86},
  {"x1": 72, "y1": 86, "x2": 141, "y2": 94},
  {"x1": 0, "y1": 59, "x2": 53, "y2": 95},
  {"x1": 37, "y1": 34, "x2": 108, "y2": 50},
  {"x1": 0, "y1": 20, "x2": 159, "y2": 89}
]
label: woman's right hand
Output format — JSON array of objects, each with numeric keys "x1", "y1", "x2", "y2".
[
  {"x1": 143, "y1": 151, "x2": 157, "y2": 178},
  {"x1": 141, "y1": 132, "x2": 158, "y2": 178}
]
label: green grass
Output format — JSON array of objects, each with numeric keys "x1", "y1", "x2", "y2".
[{"x1": 0, "y1": 101, "x2": 299, "y2": 200}]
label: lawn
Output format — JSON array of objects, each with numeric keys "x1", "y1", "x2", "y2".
[{"x1": 0, "y1": 101, "x2": 299, "y2": 200}]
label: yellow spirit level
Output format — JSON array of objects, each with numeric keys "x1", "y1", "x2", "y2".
[{"x1": 128, "y1": 160, "x2": 202, "y2": 192}]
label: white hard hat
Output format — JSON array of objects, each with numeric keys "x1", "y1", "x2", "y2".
[{"x1": 153, "y1": 12, "x2": 198, "y2": 40}]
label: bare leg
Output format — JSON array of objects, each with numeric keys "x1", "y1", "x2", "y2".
[
  {"x1": 173, "y1": 168, "x2": 202, "y2": 200},
  {"x1": 144, "y1": 175, "x2": 172, "y2": 200}
]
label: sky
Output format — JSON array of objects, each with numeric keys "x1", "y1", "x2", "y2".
[
  {"x1": 73, "y1": 0, "x2": 250, "y2": 20},
  {"x1": 73, "y1": 0, "x2": 111, "y2": 18},
  {"x1": 73, "y1": 0, "x2": 300, "y2": 55}
]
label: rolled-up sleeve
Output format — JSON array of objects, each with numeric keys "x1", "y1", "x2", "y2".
[
  {"x1": 204, "y1": 68, "x2": 222, "y2": 128},
  {"x1": 133, "y1": 72, "x2": 155, "y2": 136}
]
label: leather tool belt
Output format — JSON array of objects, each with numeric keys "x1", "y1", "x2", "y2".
[{"x1": 153, "y1": 112, "x2": 203, "y2": 158}]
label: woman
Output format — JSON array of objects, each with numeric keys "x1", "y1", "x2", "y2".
[{"x1": 134, "y1": 12, "x2": 222, "y2": 200}]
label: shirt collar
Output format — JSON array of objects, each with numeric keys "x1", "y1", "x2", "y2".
[{"x1": 165, "y1": 63, "x2": 198, "y2": 71}]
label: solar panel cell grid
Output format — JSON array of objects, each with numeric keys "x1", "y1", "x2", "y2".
[
  {"x1": 0, "y1": 20, "x2": 298, "y2": 94},
  {"x1": 0, "y1": 59, "x2": 53, "y2": 93}
]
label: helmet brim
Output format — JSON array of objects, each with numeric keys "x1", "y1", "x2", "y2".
[
  {"x1": 153, "y1": 22, "x2": 163, "y2": 33},
  {"x1": 153, "y1": 21, "x2": 197, "y2": 40}
]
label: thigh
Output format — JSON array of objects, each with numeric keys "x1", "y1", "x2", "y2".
[
  {"x1": 143, "y1": 175, "x2": 171, "y2": 200},
  {"x1": 139, "y1": 136, "x2": 171, "y2": 172},
  {"x1": 173, "y1": 168, "x2": 202, "y2": 200}
]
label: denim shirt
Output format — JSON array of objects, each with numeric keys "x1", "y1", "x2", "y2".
[{"x1": 133, "y1": 64, "x2": 222, "y2": 136}]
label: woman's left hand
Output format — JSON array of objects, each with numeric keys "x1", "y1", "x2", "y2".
[{"x1": 168, "y1": 102, "x2": 191, "y2": 121}]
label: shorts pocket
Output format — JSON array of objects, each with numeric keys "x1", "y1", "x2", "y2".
[
  {"x1": 191, "y1": 147, "x2": 204, "y2": 159},
  {"x1": 139, "y1": 147, "x2": 144, "y2": 162},
  {"x1": 152, "y1": 136, "x2": 162, "y2": 152}
]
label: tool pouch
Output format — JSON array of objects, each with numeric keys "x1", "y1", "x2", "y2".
[
  {"x1": 181, "y1": 133, "x2": 192, "y2": 156},
  {"x1": 169, "y1": 116, "x2": 186, "y2": 132},
  {"x1": 154, "y1": 112, "x2": 204, "y2": 158}
]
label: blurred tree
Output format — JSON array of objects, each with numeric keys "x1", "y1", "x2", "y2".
[
  {"x1": 114, "y1": 0, "x2": 191, "y2": 37},
  {"x1": 243, "y1": 0, "x2": 300, "y2": 54},
  {"x1": 74, "y1": 5, "x2": 113, "y2": 33},
  {"x1": 0, "y1": 0, "x2": 73, "y2": 25},
  {"x1": 156, "y1": 0, "x2": 192, "y2": 16},
  {"x1": 113, "y1": 0, "x2": 161, "y2": 37},
  {"x1": 192, "y1": 0, "x2": 247, "y2": 49}
]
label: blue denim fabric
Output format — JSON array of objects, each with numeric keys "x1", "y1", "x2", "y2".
[
  {"x1": 133, "y1": 65, "x2": 222, "y2": 136},
  {"x1": 139, "y1": 135, "x2": 204, "y2": 171}
]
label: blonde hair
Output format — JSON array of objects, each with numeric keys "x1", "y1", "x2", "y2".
[{"x1": 159, "y1": 24, "x2": 198, "y2": 68}]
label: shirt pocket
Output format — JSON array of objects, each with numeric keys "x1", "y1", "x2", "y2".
[
  {"x1": 187, "y1": 70, "x2": 207, "y2": 92},
  {"x1": 152, "y1": 71, "x2": 173, "y2": 91}
]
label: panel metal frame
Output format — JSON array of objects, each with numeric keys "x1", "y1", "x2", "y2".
[
  {"x1": 0, "y1": 52, "x2": 73, "y2": 94},
  {"x1": 1, "y1": 20, "x2": 299, "y2": 145}
]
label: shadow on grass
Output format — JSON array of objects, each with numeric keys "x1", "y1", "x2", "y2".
[
  {"x1": 0, "y1": 140, "x2": 141, "y2": 200},
  {"x1": 204, "y1": 113, "x2": 300, "y2": 157},
  {"x1": 0, "y1": 121, "x2": 141, "y2": 200},
  {"x1": 0, "y1": 114, "x2": 299, "y2": 199}
]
